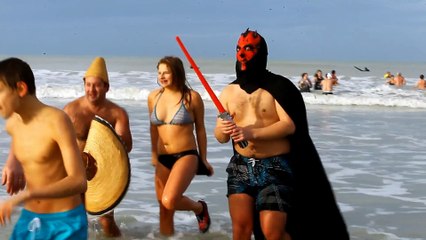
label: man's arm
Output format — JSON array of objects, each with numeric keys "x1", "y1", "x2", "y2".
[
  {"x1": 214, "y1": 88, "x2": 233, "y2": 144},
  {"x1": 2, "y1": 147, "x2": 25, "y2": 195},
  {"x1": 114, "y1": 108, "x2": 133, "y2": 152}
]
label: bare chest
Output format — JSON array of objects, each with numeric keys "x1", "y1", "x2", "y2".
[
  {"x1": 71, "y1": 109, "x2": 115, "y2": 140},
  {"x1": 12, "y1": 124, "x2": 58, "y2": 166},
  {"x1": 227, "y1": 88, "x2": 278, "y2": 124}
]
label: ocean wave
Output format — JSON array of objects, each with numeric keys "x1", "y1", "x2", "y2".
[{"x1": 34, "y1": 69, "x2": 426, "y2": 109}]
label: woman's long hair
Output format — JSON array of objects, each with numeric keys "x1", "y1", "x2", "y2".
[{"x1": 157, "y1": 56, "x2": 192, "y2": 105}]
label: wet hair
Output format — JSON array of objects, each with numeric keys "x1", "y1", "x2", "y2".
[
  {"x1": 0, "y1": 57, "x2": 36, "y2": 95},
  {"x1": 420, "y1": 74, "x2": 424, "y2": 79},
  {"x1": 157, "y1": 56, "x2": 192, "y2": 105}
]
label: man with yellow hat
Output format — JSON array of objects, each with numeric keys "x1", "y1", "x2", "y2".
[{"x1": 63, "y1": 57, "x2": 133, "y2": 237}]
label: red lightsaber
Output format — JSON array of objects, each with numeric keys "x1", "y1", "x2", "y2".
[
  {"x1": 175, "y1": 36, "x2": 225, "y2": 113},
  {"x1": 176, "y1": 36, "x2": 248, "y2": 148}
]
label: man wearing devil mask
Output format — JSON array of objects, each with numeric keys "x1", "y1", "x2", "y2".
[{"x1": 214, "y1": 29, "x2": 349, "y2": 240}]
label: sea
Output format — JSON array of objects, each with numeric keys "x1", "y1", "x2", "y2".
[{"x1": 0, "y1": 55, "x2": 425, "y2": 240}]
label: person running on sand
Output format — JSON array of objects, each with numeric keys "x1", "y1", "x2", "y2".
[
  {"x1": 148, "y1": 56, "x2": 213, "y2": 236},
  {"x1": 415, "y1": 74, "x2": 426, "y2": 90},
  {"x1": 63, "y1": 56, "x2": 133, "y2": 238},
  {"x1": 214, "y1": 29, "x2": 349, "y2": 240},
  {"x1": 0, "y1": 57, "x2": 87, "y2": 239}
]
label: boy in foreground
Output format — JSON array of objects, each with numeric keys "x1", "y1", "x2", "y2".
[{"x1": 0, "y1": 57, "x2": 88, "y2": 239}]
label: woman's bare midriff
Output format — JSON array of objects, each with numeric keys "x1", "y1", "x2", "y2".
[{"x1": 156, "y1": 124, "x2": 197, "y2": 154}]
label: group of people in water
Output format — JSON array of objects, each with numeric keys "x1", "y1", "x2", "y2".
[
  {"x1": 298, "y1": 69, "x2": 426, "y2": 94},
  {"x1": 0, "y1": 29, "x2": 350, "y2": 239},
  {"x1": 385, "y1": 71, "x2": 426, "y2": 90},
  {"x1": 298, "y1": 69, "x2": 339, "y2": 94},
  {"x1": 384, "y1": 71, "x2": 406, "y2": 87}
]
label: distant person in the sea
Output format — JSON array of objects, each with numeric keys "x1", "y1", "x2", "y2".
[
  {"x1": 0, "y1": 57, "x2": 88, "y2": 238},
  {"x1": 415, "y1": 74, "x2": 426, "y2": 90},
  {"x1": 214, "y1": 28, "x2": 349, "y2": 240},
  {"x1": 321, "y1": 72, "x2": 335, "y2": 95},
  {"x1": 393, "y1": 72, "x2": 406, "y2": 87},
  {"x1": 148, "y1": 56, "x2": 213, "y2": 236},
  {"x1": 330, "y1": 69, "x2": 339, "y2": 84},
  {"x1": 386, "y1": 74, "x2": 395, "y2": 85},
  {"x1": 313, "y1": 69, "x2": 324, "y2": 90},
  {"x1": 63, "y1": 56, "x2": 133, "y2": 238},
  {"x1": 384, "y1": 71, "x2": 392, "y2": 79},
  {"x1": 298, "y1": 72, "x2": 312, "y2": 92}
]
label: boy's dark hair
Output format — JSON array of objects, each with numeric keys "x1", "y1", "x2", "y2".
[{"x1": 0, "y1": 57, "x2": 36, "y2": 95}]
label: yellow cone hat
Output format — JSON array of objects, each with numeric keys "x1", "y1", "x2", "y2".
[{"x1": 84, "y1": 57, "x2": 109, "y2": 84}]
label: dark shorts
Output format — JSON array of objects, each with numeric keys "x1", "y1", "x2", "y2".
[
  {"x1": 158, "y1": 149, "x2": 210, "y2": 175},
  {"x1": 226, "y1": 153, "x2": 294, "y2": 212},
  {"x1": 11, "y1": 204, "x2": 87, "y2": 240}
]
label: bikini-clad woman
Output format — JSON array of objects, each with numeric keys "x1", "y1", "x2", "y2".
[{"x1": 148, "y1": 56, "x2": 214, "y2": 236}]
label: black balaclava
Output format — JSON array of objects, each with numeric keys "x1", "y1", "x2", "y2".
[{"x1": 233, "y1": 28, "x2": 268, "y2": 94}]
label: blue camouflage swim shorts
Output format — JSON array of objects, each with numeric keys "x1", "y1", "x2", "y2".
[{"x1": 226, "y1": 153, "x2": 294, "y2": 212}]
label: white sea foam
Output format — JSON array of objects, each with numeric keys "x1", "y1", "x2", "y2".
[{"x1": 31, "y1": 60, "x2": 426, "y2": 109}]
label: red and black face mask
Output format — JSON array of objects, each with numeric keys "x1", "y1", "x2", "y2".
[
  {"x1": 236, "y1": 30, "x2": 262, "y2": 71},
  {"x1": 234, "y1": 29, "x2": 268, "y2": 93}
]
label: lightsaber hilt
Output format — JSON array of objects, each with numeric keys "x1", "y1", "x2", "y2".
[{"x1": 218, "y1": 112, "x2": 248, "y2": 148}]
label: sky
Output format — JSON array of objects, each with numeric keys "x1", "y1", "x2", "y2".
[{"x1": 1, "y1": 0, "x2": 426, "y2": 62}]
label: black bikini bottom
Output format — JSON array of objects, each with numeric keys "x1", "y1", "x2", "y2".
[{"x1": 158, "y1": 149, "x2": 210, "y2": 175}]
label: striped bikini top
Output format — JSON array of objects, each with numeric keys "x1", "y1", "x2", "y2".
[{"x1": 150, "y1": 92, "x2": 194, "y2": 126}]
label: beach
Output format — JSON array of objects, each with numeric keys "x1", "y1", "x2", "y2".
[{"x1": 0, "y1": 56, "x2": 425, "y2": 239}]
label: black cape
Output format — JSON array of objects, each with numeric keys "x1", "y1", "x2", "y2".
[{"x1": 231, "y1": 71, "x2": 350, "y2": 240}]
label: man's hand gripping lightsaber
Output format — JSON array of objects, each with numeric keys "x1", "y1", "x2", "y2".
[{"x1": 175, "y1": 36, "x2": 248, "y2": 148}]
